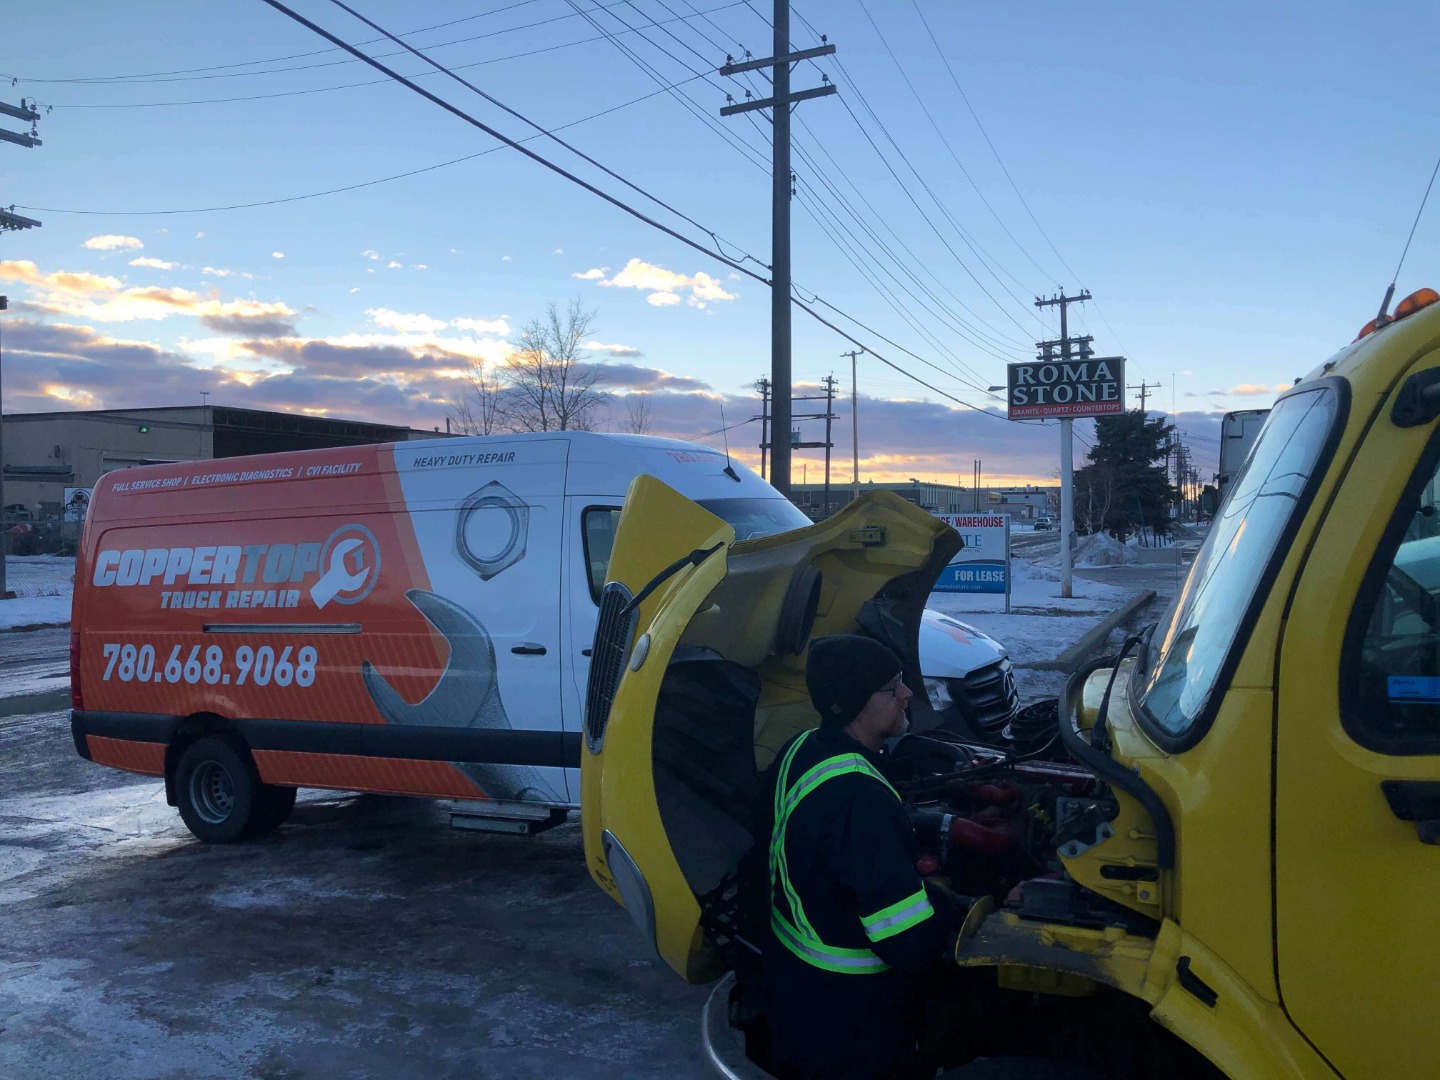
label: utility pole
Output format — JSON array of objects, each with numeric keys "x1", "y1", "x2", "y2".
[
  {"x1": 720, "y1": 4, "x2": 836, "y2": 497},
  {"x1": 1129, "y1": 380, "x2": 1162, "y2": 414},
  {"x1": 843, "y1": 349, "x2": 862, "y2": 501},
  {"x1": 754, "y1": 377, "x2": 771, "y2": 481},
  {"x1": 820, "y1": 374, "x2": 837, "y2": 515},
  {"x1": 0, "y1": 96, "x2": 44, "y2": 601},
  {"x1": 1034, "y1": 290, "x2": 1092, "y2": 599}
]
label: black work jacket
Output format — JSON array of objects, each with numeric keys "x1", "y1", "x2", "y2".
[{"x1": 760, "y1": 726, "x2": 946, "y2": 1080}]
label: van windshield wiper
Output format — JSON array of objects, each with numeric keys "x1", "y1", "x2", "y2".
[{"x1": 619, "y1": 542, "x2": 725, "y2": 618}]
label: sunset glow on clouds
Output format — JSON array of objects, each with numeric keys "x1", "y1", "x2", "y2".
[{"x1": 0, "y1": 252, "x2": 1225, "y2": 484}]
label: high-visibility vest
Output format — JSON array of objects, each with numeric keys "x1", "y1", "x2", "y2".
[{"x1": 769, "y1": 731, "x2": 934, "y2": 975}]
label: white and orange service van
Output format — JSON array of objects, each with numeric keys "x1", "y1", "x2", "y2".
[{"x1": 71, "y1": 431, "x2": 1013, "y2": 842}]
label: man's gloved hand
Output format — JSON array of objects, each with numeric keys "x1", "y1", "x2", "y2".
[{"x1": 922, "y1": 876, "x2": 972, "y2": 929}]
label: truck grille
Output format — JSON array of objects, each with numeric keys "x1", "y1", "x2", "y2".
[
  {"x1": 956, "y1": 657, "x2": 1020, "y2": 734},
  {"x1": 585, "y1": 582, "x2": 637, "y2": 753}
]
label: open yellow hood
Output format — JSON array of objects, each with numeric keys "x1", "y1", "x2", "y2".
[{"x1": 581, "y1": 475, "x2": 959, "y2": 982}]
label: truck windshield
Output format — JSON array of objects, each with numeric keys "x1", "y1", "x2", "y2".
[
  {"x1": 1136, "y1": 387, "x2": 1340, "y2": 743},
  {"x1": 697, "y1": 498, "x2": 813, "y2": 541}
]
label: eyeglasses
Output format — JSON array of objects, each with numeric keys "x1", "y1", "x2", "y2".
[{"x1": 878, "y1": 675, "x2": 905, "y2": 699}]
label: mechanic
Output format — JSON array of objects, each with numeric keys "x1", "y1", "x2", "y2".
[{"x1": 760, "y1": 634, "x2": 959, "y2": 1080}]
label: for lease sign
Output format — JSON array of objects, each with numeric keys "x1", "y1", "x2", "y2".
[
  {"x1": 934, "y1": 514, "x2": 1008, "y2": 595},
  {"x1": 1006, "y1": 357, "x2": 1125, "y2": 419}
]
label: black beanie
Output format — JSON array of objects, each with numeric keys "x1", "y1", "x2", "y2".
[{"x1": 806, "y1": 634, "x2": 904, "y2": 728}]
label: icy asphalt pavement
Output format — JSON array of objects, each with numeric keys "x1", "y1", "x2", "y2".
[{"x1": 0, "y1": 699, "x2": 707, "y2": 1080}]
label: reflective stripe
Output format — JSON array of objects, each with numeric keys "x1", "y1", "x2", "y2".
[
  {"x1": 769, "y1": 731, "x2": 899, "y2": 976},
  {"x1": 771, "y1": 909, "x2": 890, "y2": 974},
  {"x1": 860, "y1": 888, "x2": 935, "y2": 942}
]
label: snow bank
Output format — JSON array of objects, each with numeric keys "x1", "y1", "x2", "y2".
[
  {"x1": 1075, "y1": 533, "x2": 1138, "y2": 567},
  {"x1": 1, "y1": 556, "x2": 76, "y2": 629}
]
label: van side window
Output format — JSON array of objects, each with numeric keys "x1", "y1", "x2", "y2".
[
  {"x1": 1345, "y1": 443, "x2": 1440, "y2": 754},
  {"x1": 582, "y1": 507, "x2": 622, "y2": 604}
]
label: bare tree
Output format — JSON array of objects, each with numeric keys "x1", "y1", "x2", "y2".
[
  {"x1": 447, "y1": 357, "x2": 509, "y2": 435},
  {"x1": 500, "y1": 300, "x2": 610, "y2": 432},
  {"x1": 621, "y1": 393, "x2": 654, "y2": 435}
]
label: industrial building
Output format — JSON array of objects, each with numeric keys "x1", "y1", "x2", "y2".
[{"x1": 788, "y1": 479, "x2": 1057, "y2": 521}]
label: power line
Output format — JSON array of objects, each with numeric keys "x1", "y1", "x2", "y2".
[
  {"x1": 36, "y1": 1, "x2": 750, "y2": 109},
  {"x1": 326, "y1": 0, "x2": 736, "y2": 249},
  {"x1": 791, "y1": 134, "x2": 1028, "y2": 361},
  {"x1": 256, "y1": 0, "x2": 769, "y2": 287},
  {"x1": 8, "y1": 0, "x2": 666, "y2": 86},
  {"x1": 902, "y1": 0, "x2": 1143, "y2": 377},
  {"x1": 4, "y1": 1, "x2": 545, "y2": 84},
  {"x1": 853, "y1": 0, "x2": 1054, "y2": 287},
  {"x1": 252, "y1": 0, "x2": 1016, "y2": 428},
  {"x1": 16, "y1": 74, "x2": 709, "y2": 215},
  {"x1": 563, "y1": 0, "x2": 772, "y2": 175}
]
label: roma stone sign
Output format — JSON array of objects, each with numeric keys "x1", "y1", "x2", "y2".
[{"x1": 1005, "y1": 356, "x2": 1125, "y2": 419}]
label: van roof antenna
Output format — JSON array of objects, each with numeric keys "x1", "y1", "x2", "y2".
[{"x1": 719, "y1": 404, "x2": 741, "y2": 483}]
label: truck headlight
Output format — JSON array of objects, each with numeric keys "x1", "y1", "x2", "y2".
[{"x1": 924, "y1": 677, "x2": 953, "y2": 710}]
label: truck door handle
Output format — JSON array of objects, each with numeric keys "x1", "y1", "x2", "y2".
[
  {"x1": 1381, "y1": 780, "x2": 1440, "y2": 844},
  {"x1": 581, "y1": 648, "x2": 592, "y2": 657},
  {"x1": 511, "y1": 643, "x2": 547, "y2": 656}
]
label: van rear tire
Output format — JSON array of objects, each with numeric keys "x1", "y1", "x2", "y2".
[{"x1": 175, "y1": 736, "x2": 284, "y2": 843}]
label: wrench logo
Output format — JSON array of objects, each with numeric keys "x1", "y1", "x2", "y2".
[
  {"x1": 362, "y1": 588, "x2": 565, "y2": 804},
  {"x1": 310, "y1": 523, "x2": 381, "y2": 608}
]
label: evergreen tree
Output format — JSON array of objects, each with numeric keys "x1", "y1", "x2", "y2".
[{"x1": 1073, "y1": 412, "x2": 1176, "y2": 541}]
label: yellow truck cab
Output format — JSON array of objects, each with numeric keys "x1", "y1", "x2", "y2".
[{"x1": 581, "y1": 286, "x2": 1440, "y2": 1079}]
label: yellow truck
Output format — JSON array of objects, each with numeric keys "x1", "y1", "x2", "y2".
[{"x1": 581, "y1": 285, "x2": 1440, "y2": 1079}]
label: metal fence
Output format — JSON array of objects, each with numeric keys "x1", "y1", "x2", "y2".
[{"x1": 3, "y1": 508, "x2": 79, "y2": 599}]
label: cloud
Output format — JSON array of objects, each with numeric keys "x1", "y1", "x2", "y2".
[
  {"x1": 198, "y1": 302, "x2": 299, "y2": 338},
  {"x1": 1206, "y1": 383, "x2": 1288, "y2": 396},
  {"x1": 368, "y1": 307, "x2": 447, "y2": 334},
  {"x1": 271, "y1": 251, "x2": 285, "y2": 259},
  {"x1": 452, "y1": 316, "x2": 509, "y2": 335},
  {"x1": 362, "y1": 250, "x2": 380, "y2": 260},
  {"x1": 202, "y1": 266, "x2": 254, "y2": 280},
  {"x1": 501, "y1": 255, "x2": 511, "y2": 262},
  {"x1": 350, "y1": 287, "x2": 361, "y2": 294},
  {"x1": 5, "y1": 260, "x2": 300, "y2": 327},
  {"x1": 553, "y1": 248, "x2": 564, "y2": 255},
  {"x1": 195, "y1": 231, "x2": 206, "y2": 239},
  {"x1": 573, "y1": 267, "x2": 609, "y2": 281},
  {"x1": 413, "y1": 263, "x2": 428, "y2": 271},
  {"x1": 129, "y1": 257, "x2": 177, "y2": 270},
  {"x1": 584, "y1": 339, "x2": 643, "y2": 359},
  {"x1": 386, "y1": 260, "x2": 403, "y2": 269},
  {"x1": 0, "y1": 260, "x2": 120, "y2": 293},
  {"x1": 593, "y1": 257, "x2": 738, "y2": 308},
  {"x1": 598, "y1": 362, "x2": 707, "y2": 391},
  {"x1": 83, "y1": 235, "x2": 143, "y2": 252}
]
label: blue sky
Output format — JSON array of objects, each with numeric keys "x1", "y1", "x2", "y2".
[{"x1": 2, "y1": 0, "x2": 1437, "y2": 485}]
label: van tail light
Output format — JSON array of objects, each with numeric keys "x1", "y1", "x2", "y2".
[{"x1": 70, "y1": 631, "x2": 83, "y2": 711}]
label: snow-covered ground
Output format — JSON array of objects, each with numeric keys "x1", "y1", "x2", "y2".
[
  {"x1": 928, "y1": 557, "x2": 1130, "y2": 675},
  {"x1": 1, "y1": 556, "x2": 75, "y2": 630}
]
